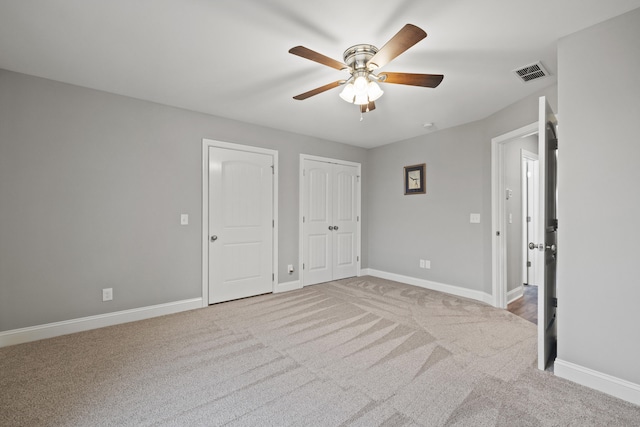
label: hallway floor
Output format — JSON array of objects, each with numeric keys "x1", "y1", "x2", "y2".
[{"x1": 507, "y1": 285, "x2": 538, "y2": 324}]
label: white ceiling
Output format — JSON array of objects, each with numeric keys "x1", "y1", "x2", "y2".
[{"x1": 1, "y1": 0, "x2": 639, "y2": 148}]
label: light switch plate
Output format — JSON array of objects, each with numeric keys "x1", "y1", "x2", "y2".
[{"x1": 470, "y1": 213, "x2": 481, "y2": 224}]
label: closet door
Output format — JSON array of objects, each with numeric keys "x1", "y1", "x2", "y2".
[
  {"x1": 332, "y1": 164, "x2": 358, "y2": 280},
  {"x1": 302, "y1": 160, "x2": 333, "y2": 285},
  {"x1": 302, "y1": 159, "x2": 359, "y2": 286}
]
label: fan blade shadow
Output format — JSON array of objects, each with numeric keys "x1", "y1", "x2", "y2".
[
  {"x1": 374, "y1": 0, "x2": 421, "y2": 35},
  {"x1": 241, "y1": 0, "x2": 339, "y2": 43}
]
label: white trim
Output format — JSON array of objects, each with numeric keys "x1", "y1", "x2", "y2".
[
  {"x1": 359, "y1": 268, "x2": 372, "y2": 277},
  {"x1": 555, "y1": 359, "x2": 640, "y2": 406},
  {"x1": 521, "y1": 150, "x2": 539, "y2": 287},
  {"x1": 299, "y1": 154, "x2": 361, "y2": 169},
  {"x1": 299, "y1": 154, "x2": 362, "y2": 287},
  {"x1": 274, "y1": 280, "x2": 302, "y2": 293},
  {"x1": 507, "y1": 286, "x2": 524, "y2": 304},
  {"x1": 202, "y1": 139, "x2": 279, "y2": 306},
  {"x1": 365, "y1": 269, "x2": 493, "y2": 305},
  {"x1": 0, "y1": 298, "x2": 202, "y2": 348},
  {"x1": 491, "y1": 122, "x2": 538, "y2": 309}
]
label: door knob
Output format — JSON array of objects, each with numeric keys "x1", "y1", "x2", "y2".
[
  {"x1": 546, "y1": 244, "x2": 556, "y2": 252},
  {"x1": 328, "y1": 226, "x2": 334, "y2": 231},
  {"x1": 210, "y1": 235, "x2": 218, "y2": 242},
  {"x1": 529, "y1": 242, "x2": 543, "y2": 251},
  {"x1": 334, "y1": 226, "x2": 339, "y2": 230}
]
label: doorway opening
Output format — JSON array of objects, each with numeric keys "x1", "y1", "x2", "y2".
[
  {"x1": 491, "y1": 122, "x2": 538, "y2": 309},
  {"x1": 492, "y1": 96, "x2": 559, "y2": 371}
]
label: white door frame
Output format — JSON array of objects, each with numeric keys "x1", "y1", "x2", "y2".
[
  {"x1": 299, "y1": 154, "x2": 361, "y2": 286},
  {"x1": 491, "y1": 122, "x2": 538, "y2": 308},
  {"x1": 521, "y1": 149, "x2": 539, "y2": 287},
  {"x1": 202, "y1": 139, "x2": 278, "y2": 306}
]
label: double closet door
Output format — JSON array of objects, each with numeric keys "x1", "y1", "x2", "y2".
[{"x1": 302, "y1": 158, "x2": 360, "y2": 286}]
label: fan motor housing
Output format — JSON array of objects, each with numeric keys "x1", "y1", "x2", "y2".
[{"x1": 343, "y1": 44, "x2": 378, "y2": 71}]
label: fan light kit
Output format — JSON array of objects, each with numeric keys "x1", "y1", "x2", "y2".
[{"x1": 289, "y1": 24, "x2": 443, "y2": 115}]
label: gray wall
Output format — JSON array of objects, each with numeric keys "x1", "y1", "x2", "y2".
[
  {"x1": 557, "y1": 8, "x2": 640, "y2": 384},
  {"x1": 0, "y1": 69, "x2": 367, "y2": 331},
  {"x1": 0, "y1": 67, "x2": 558, "y2": 332},
  {"x1": 366, "y1": 86, "x2": 556, "y2": 296},
  {"x1": 505, "y1": 135, "x2": 538, "y2": 292}
]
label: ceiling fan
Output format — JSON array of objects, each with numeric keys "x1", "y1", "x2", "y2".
[{"x1": 289, "y1": 24, "x2": 443, "y2": 114}]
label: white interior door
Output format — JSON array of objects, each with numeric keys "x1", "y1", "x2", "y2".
[
  {"x1": 535, "y1": 96, "x2": 558, "y2": 370},
  {"x1": 332, "y1": 164, "x2": 358, "y2": 280},
  {"x1": 302, "y1": 158, "x2": 359, "y2": 286},
  {"x1": 303, "y1": 160, "x2": 333, "y2": 285},
  {"x1": 208, "y1": 147, "x2": 273, "y2": 304}
]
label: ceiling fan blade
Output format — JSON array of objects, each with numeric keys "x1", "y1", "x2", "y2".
[
  {"x1": 289, "y1": 46, "x2": 347, "y2": 71},
  {"x1": 360, "y1": 101, "x2": 376, "y2": 113},
  {"x1": 367, "y1": 24, "x2": 427, "y2": 69},
  {"x1": 379, "y1": 72, "x2": 444, "y2": 88},
  {"x1": 293, "y1": 80, "x2": 343, "y2": 100}
]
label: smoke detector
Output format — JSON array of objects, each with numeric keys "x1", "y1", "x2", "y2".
[{"x1": 513, "y1": 61, "x2": 550, "y2": 83}]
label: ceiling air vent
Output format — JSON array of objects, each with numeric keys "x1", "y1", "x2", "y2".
[{"x1": 513, "y1": 61, "x2": 549, "y2": 83}]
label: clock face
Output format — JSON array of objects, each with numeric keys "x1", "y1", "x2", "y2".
[{"x1": 408, "y1": 170, "x2": 421, "y2": 189}]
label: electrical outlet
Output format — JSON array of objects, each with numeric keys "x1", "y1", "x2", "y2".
[
  {"x1": 470, "y1": 213, "x2": 481, "y2": 224},
  {"x1": 102, "y1": 288, "x2": 113, "y2": 302},
  {"x1": 419, "y1": 259, "x2": 425, "y2": 268},
  {"x1": 287, "y1": 264, "x2": 294, "y2": 273},
  {"x1": 180, "y1": 214, "x2": 189, "y2": 225}
]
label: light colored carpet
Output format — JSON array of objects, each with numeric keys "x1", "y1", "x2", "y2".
[{"x1": 1, "y1": 276, "x2": 639, "y2": 426}]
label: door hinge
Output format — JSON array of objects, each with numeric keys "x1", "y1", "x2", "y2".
[
  {"x1": 303, "y1": 263, "x2": 305, "y2": 270},
  {"x1": 272, "y1": 273, "x2": 274, "y2": 281},
  {"x1": 551, "y1": 297, "x2": 558, "y2": 308},
  {"x1": 357, "y1": 256, "x2": 359, "y2": 262},
  {"x1": 552, "y1": 219, "x2": 558, "y2": 230},
  {"x1": 527, "y1": 216, "x2": 531, "y2": 223},
  {"x1": 550, "y1": 138, "x2": 558, "y2": 150},
  {"x1": 303, "y1": 216, "x2": 305, "y2": 223},
  {"x1": 271, "y1": 165, "x2": 274, "y2": 174},
  {"x1": 357, "y1": 175, "x2": 360, "y2": 182},
  {"x1": 527, "y1": 261, "x2": 531, "y2": 267},
  {"x1": 357, "y1": 216, "x2": 359, "y2": 222},
  {"x1": 272, "y1": 219, "x2": 274, "y2": 227}
]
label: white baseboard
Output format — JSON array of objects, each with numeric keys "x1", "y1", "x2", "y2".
[
  {"x1": 363, "y1": 269, "x2": 493, "y2": 305},
  {"x1": 274, "y1": 280, "x2": 302, "y2": 293},
  {"x1": 555, "y1": 359, "x2": 640, "y2": 406},
  {"x1": 0, "y1": 298, "x2": 203, "y2": 348},
  {"x1": 507, "y1": 286, "x2": 524, "y2": 304},
  {"x1": 359, "y1": 268, "x2": 372, "y2": 277}
]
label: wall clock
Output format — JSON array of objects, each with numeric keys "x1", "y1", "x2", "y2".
[{"x1": 404, "y1": 163, "x2": 426, "y2": 195}]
